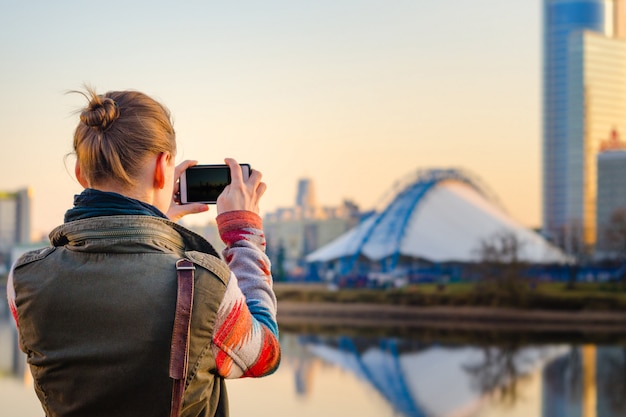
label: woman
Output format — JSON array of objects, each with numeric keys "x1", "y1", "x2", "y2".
[{"x1": 7, "y1": 88, "x2": 281, "y2": 417}]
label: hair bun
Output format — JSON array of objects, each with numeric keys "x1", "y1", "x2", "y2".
[{"x1": 80, "y1": 97, "x2": 120, "y2": 131}]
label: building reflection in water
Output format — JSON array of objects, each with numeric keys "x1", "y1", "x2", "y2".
[
  {"x1": 3, "y1": 325, "x2": 626, "y2": 417},
  {"x1": 293, "y1": 334, "x2": 626, "y2": 417},
  {"x1": 543, "y1": 345, "x2": 626, "y2": 417}
]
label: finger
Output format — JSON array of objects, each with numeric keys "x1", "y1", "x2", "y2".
[
  {"x1": 256, "y1": 181, "x2": 267, "y2": 199},
  {"x1": 248, "y1": 167, "x2": 262, "y2": 187},
  {"x1": 167, "y1": 203, "x2": 209, "y2": 222},
  {"x1": 180, "y1": 203, "x2": 209, "y2": 215},
  {"x1": 224, "y1": 157, "x2": 243, "y2": 184},
  {"x1": 174, "y1": 160, "x2": 198, "y2": 180}
]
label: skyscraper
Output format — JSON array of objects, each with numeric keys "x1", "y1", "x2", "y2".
[
  {"x1": 263, "y1": 179, "x2": 360, "y2": 279},
  {"x1": 543, "y1": 0, "x2": 626, "y2": 252},
  {"x1": 296, "y1": 178, "x2": 317, "y2": 209}
]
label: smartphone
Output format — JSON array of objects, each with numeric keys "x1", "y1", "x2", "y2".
[{"x1": 180, "y1": 164, "x2": 251, "y2": 204}]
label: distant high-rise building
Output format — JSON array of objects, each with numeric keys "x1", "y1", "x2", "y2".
[
  {"x1": 566, "y1": 31, "x2": 626, "y2": 248},
  {"x1": 543, "y1": 0, "x2": 626, "y2": 252},
  {"x1": 596, "y1": 131, "x2": 626, "y2": 253},
  {"x1": 296, "y1": 178, "x2": 316, "y2": 209},
  {"x1": 264, "y1": 179, "x2": 360, "y2": 279},
  {"x1": 0, "y1": 188, "x2": 32, "y2": 254}
]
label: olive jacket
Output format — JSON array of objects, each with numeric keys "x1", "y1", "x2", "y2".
[{"x1": 8, "y1": 212, "x2": 280, "y2": 417}]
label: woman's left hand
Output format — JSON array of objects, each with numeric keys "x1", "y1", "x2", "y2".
[{"x1": 166, "y1": 160, "x2": 209, "y2": 222}]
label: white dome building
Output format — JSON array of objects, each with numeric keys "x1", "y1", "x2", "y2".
[{"x1": 306, "y1": 169, "x2": 567, "y2": 281}]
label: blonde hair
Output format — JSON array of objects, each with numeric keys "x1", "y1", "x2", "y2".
[{"x1": 72, "y1": 87, "x2": 176, "y2": 188}]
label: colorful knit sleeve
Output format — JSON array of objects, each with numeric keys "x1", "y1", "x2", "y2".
[{"x1": 211, "y1": 210, "x2": 281, "y2": 378}]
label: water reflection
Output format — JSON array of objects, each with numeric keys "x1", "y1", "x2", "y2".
[
  {"x1": 543, "y1": 345, "x2": 626, "y2": 417},
  {"x1": 0, "y1": 300, "x2": 25, "y2": 378},
  {"x1": 287, "y1": 334, "x2": 626, "y2": 417},
  {"x1": 294, "y1": 334, "x2": 551, "y2": 416},
  {"x1": 462, "y1": 342, "x2": 544, "y2": 407},
  {"x1": 600, "y1": 348, "x2": 626, "y2": 414},
  {"x1": 2, "y1": 316, "x2": 626, "y2": 417}
]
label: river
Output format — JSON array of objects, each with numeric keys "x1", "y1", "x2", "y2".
[{"x1": 1, "y1": 318, "x2": 626, "y2": 417}]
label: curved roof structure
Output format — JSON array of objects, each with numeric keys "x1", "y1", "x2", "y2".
[{"x1": 307, "y1": 168, "x2": 567, "y2": 267}]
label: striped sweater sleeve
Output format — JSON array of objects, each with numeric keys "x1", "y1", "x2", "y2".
[{"x1": 211, "y1": 210, "x2": 281, "y2": 378}]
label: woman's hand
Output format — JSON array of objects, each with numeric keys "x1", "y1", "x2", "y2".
[
  {"x1": 217, "y1": 158, "x2": 266, "y2": 215},
  {"x1": 166, "y1": 160, "x2": 209, "y2": 222}
]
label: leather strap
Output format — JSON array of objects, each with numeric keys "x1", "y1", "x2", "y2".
[{"x1": 169, "y1": 259, "x2": 195, "y2": 417}]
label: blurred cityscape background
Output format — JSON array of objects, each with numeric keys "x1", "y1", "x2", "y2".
[
  {"x1": 2, "y1": 1, "x2": 626, "y2": 288},
  {"x1": 2, "y1": 1, "x2": 626, "y2": 416},
  {"x1": 201, "y1": 0, "x2": 626, "y2": 286}
]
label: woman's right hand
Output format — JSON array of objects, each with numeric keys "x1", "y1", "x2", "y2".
[
  {"x1": 216, "y1": 158, "x2": 266, "y2": 215},
  {"x1": 166, "y1": 160, "x2": 210, "y2": 222}
]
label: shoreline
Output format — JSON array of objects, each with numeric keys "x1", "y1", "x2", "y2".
[{"x1": 277, "y1": 301, "x2": 626, "y2": 333}]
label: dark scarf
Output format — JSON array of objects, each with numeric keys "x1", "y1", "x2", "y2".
[{"x1": 64, "y1": 188, "x2": 168, "y2": 223}]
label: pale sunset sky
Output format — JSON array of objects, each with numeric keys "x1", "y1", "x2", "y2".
[{"x1": 0, "y1": 1, "x2": 542, "y2": 238}]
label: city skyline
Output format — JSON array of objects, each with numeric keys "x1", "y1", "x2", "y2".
[
  {"x1": 542, "y1": 0, "x2": 626, "y2": 250},
  {"x1": 0, "y1": 1, "x2": 542, "y2": 238}
]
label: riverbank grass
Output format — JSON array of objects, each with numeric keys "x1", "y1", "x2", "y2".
[{"x1": 274, "y1": 281, "x2": 626, "y2": 311}]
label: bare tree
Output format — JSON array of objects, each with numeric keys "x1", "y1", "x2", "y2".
[
  {"x1": 473, "y1": 230, "x2": 530, "y2": 305},
  {"x1": 602, "y1": 208, "x2": 626, "y2": 288},
  {"x1": 463, "y1": 345, "x2": 530, "y2": 406},
  {"x1": 605, "y1": 208, "x2": 626, "y2": 257}
]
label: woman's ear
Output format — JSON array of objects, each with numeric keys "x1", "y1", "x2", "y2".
[
  {"x1": 154, "y1": 152, "x2": 170, "y2": 189},
  {"x1": 75, "y1": 161, "x2": 89, "y2": 188}
]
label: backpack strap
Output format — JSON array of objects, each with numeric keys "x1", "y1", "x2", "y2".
[{"x1": 169, "y1": 259, "x2": 195, "y2": 417}]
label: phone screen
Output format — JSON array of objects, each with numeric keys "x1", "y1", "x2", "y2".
[
  {"x1": 181, "y1": 164, "x2": 250, "y2": 204},
  {"x1": 186, "y1": 166, "x2": 229, "y2": 203}
]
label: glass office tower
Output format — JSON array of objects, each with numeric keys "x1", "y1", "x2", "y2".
[
  {"x1": 568, "y1": 32, "x2": 626, "y2": 248},
  {"x1": 543, "y1": 0, "x2": 626, "y2": 252}
]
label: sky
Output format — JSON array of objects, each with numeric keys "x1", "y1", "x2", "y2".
[{"x1": 0, "y1": 0, "x2": 542, "y2": 238}]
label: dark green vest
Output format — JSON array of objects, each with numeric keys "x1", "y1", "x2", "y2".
[{"x1": 12, "y1": 216, "x2": 231, "y2": 417}]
